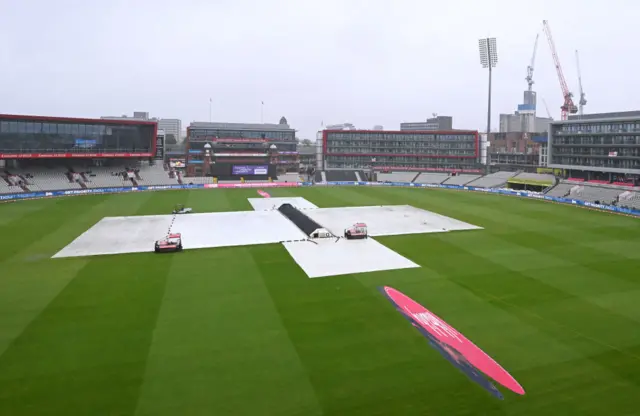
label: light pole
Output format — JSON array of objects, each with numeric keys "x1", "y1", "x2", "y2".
[{"x1": 478, "y1": 37, "x2": 498, "y2": 170}]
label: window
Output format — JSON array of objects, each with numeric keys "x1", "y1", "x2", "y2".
[{"x1": 0, "y1": 121, "x2": 8, "y2": 133}]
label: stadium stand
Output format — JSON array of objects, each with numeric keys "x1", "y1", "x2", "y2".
[
  {"x1": 11, "y1": 168, "x2": 83, "y2": 191},
  {"x1": 466, "y1": 171, "x2": 518, "y2": 188},
  {"x1": 377, "y1": 172, "x2": 418, "y2": 183},
  {"x1": 325, "y1": 171, "x2": 358, "y2": 182},
  {"x1": 620, "y1": 192, "x2": 640, "y2": 210},
  {"x1": 414, "y1": 173, "x2": 450, "y2": 184},
  {"x1": 138, "y1": 164, "x2": 179, "y2": 186},
  {"x1": 441, "y1": 175, "x2": 481, "y2": 186},
  {"x1": 0, "y1": 178, "x2": 20, "y2": 194},
  {"x1": 545, "y1": 182, "x2": 575, "y2": 198},
  {"x1": 81, "y1": 168, "x2": 135, "y2": 188},
  {"x1": 180, "y1": 176, "x2": 212, "y2": 185},
  {"x1": 276, "y1": 173, "x2": 303, "y2": 183},
  {"x1": 567, "y1": 184, "x2": 624, "y2": 204},
  {"x1": 3, "y1": 165, "x2": 640, "y2": 218}
]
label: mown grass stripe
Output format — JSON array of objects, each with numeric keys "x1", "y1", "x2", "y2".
[{"x1": 0, "y1": 254, "x2": 171, "y2": 416}]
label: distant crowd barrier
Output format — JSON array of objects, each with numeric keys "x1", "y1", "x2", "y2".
[{"x1": 1, "y1": 181, "x2": 639, "y2": 217}]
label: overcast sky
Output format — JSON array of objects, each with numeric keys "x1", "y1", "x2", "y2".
[{"x1": 1, "y1": 0, "x2": 638, "y2": 139}]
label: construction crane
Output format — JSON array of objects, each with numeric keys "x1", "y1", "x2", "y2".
[
  {"x1": 542, "y1": 20, "x2": 578, "y2": 120},
  {"x1": 542, "y1": 98, "x2": 554, "y2": 120},
  {"x1": 526, "y1": 33, "x2": 539, "y2": 92},
  {"x1": 575, "y1": 50, "x2": 587, "y2": 116}
]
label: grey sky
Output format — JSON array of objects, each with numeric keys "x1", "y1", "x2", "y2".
[{"x1": 1, "y1": 0, "x2": 638, "y2": 139}]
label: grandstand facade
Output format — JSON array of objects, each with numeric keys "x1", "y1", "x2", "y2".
[
  {"x1": 322, "y1": 130, "x2": 481, "y2": 173},
  {"x1": 185, "y1": 120, "x2": 298, "y2": 177},
  {"x1": 0, "y1": 114, "x2": 158, "y2": 160},
  {"x1": 548, "y1": 116, "x2": 640, "y2": 183}
]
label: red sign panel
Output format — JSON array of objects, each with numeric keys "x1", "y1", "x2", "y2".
[
  {"x1": 189, "y1": 137, "x2": 267, "y2": 143},
  {"x1": 374, "y1": 166, "x2": 482, "y2": 174},
  {"x1": 215, "y1": 182, "x2": 299, "y2": 189},
  {"x1": 0, "y1": 152, "x2": 153, "y2": 159},
  {"x1": 214, "y1": 153, "x2": 268, "y2": 157}
]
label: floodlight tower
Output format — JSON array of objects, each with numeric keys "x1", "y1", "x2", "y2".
[{"x1": 478, "y1": 38, "x2": 498, "y2": 140}]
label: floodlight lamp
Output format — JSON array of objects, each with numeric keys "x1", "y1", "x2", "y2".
[{"x1": 478, "y1": 38, "x2": 498, "y2": 68}]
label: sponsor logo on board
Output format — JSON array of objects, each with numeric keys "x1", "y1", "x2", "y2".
[{"x1": 378, "y1": 286, "x2": 525, "y2": 399}]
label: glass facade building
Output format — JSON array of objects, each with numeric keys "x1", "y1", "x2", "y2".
[
  {"x1": 548, "y1": 117, "x2": 640, "y2": 177},
  {"x1": 0, "y1": 114, "x2": 157, "y2": 158},
  {"x1": 322, "y1": 130, "x2": 479, "y2": 172}
]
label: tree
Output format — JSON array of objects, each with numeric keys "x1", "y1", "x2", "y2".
[
  {"x1": 300, "y1": 138, "x2": 313, "y2": 146},
  {"x1": 165, "y1": 134, "x2": 177, "y2": 145}
]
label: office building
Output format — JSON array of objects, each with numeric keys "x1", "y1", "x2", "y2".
[
  {"x1": 499, "y1": 113, "x2": 553, "y2": 133},
  {"x1": 400, "y1": 116, "x2": 453, "y2": 131},
  {"x1": 325, "y1": 123, "x2": 356, "y2": 130},
  {"x1": 322, "y1": 129, "x2": 480, "y2": 173},
  {"x1": 158, "y1": 118, "x2": 182, "y2": 141},
  {"x1": 102, "y1": 112, "x2": 181, "y2": 141},
  {"x1": 499, "y1": 91, "x2": 553, "y2": 133},
  {"x1": 548, "y1": 114, "x2": 640, "y2": 180},
  {"x1": 488, "y1": 132, "x2": 547, "y2": 171}
]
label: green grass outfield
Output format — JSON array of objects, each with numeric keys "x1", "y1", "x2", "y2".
[{"x1": 0, "y1": 186, "x2": 639, "y2": 416}]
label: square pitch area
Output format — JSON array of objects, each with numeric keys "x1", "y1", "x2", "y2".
[
  {"x1": 171, "y1": 211, "x2": 307, "y2": 250},
  {"x1": 53, "y1": 215, "x2": 174, "y2": 258},
  {"x1": 283, "y1": 238, "x2": 419, "y2": 278},
  {"x1": 304, "y1": 205, "x2": 482, "y2": 237},
  {"x1": 53, "y1": 211, "x2": 308, "y2": 258},
  {"x1": 248, "y1": 197, "x2": 318, "y2": 212}
]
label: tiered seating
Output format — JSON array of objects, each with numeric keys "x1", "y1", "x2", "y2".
[
  {"x1": 568, "y1": 185, "x2": 623, "y2": 204},
  {"x1": 276, "y1": 173, "x2": 303, "y2": 183},
  {"x1": 181, "y1": 176, "x2": 212, "y2": 185},
  {"x1": 355, "y1": 170, "x2": 367, "y2": 181},
  {"x1": 442, "y1": 175, "x2": 481, "y2": 186},
  {"x1": 0, "y1": 179, "x2": 21, "y2": 194},
  {"x1": 545, "y1": 183, "x2": 575, "y2": 197},
  {"x1": 376, "y1": 172, "x2": 417, "y2": 183},
  {"x1": 466, "y1": 171, "x2": 518, "y2": 188},
  {"x1": 82, "y1": 168, "x2": 132, "y2": 188},
  {"x1": 414, "y1": 173, "x2": 450, "y2": 184},
  {"x1": 137, "y1": 164, "x2": 179, "y2": 186},
  {"x1": 620, "y1": 193, "x2": 640, "y2": 210},
  {"x1": 15, "y1": 168, "x2": 82, "y2": 191}
]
